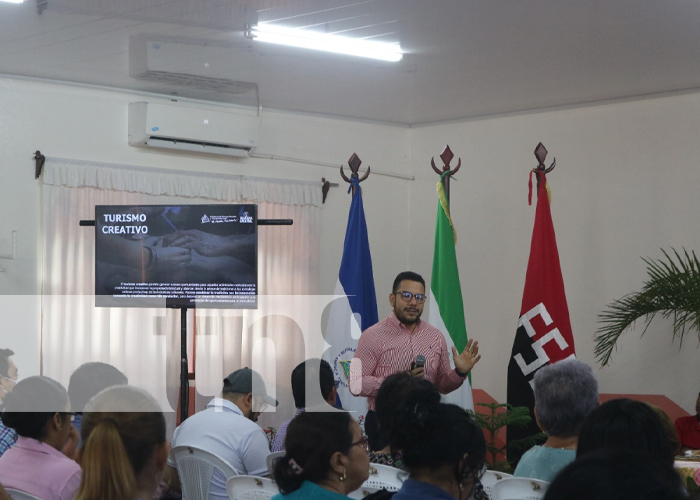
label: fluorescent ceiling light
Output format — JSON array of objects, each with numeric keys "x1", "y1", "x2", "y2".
[
  {"x1": 250, "y1": 24, "x2": 403, "y2": 62},
  {"x1": 0, "y1": 0, "x2": 25, "y2": 3}
]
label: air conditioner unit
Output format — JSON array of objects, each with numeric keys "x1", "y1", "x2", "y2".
[{"x1": 128, "y1": 102, "x2": 260, "y2": 158}]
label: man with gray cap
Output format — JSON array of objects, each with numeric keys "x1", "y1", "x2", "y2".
[{"x1": 165, "y1": 367, "x2": 277, "y2": 500}]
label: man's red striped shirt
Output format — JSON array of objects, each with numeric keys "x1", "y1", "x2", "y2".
[{"x1": 349, "y1": 312, "x2": 465, "y2": 410}]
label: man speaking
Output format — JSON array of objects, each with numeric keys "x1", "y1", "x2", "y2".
[{"x1": 349, "y1": 271, "x2": 481, "y2": 450}]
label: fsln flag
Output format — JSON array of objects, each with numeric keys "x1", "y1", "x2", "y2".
[
  {"x1": 323, "y1": 180, "x2": 378, "y2": 421},
  {"x1": 507, "y1": 172, "x2": 576, "y2": 464},
  {"x1": 428, "y1": 180, "x2": 474, "y2": 410}
]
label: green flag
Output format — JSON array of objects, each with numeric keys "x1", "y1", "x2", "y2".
[{"x1": 428, "y1": 181, "x2": 474, "y2": 409}]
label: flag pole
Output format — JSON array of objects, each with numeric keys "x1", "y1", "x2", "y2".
[
  {"x1": 340, "y1": 153, "x2": 371, "y2": 195},
  {"x1": 325, "y1": 152, "x2": 377, "y2": 431},
  {"x1": 533, "y1": 142, "x2": 556, "y2": 188},
  {"x1": 431, "y1": 145, "x2": 461, "y2": 204}
]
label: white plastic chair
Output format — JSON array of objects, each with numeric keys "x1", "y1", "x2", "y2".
[
  {"x1": 348, "y1": 463, "x2": 404, "y2": 499},
  {"x1": 480, "y1": 470, "x2": 513, "y2": 498},
  {"x1": 266, "y1": 451, "x2": 285, "y2": 478},
  {"x1": 226, "y1": 476, "x2": 279, "y2": 500},
  {"x1": 4, "y1": 490, "x2": 44, "y2": 500},
  {"x1": 171, "y1": 445, "x2": 239, "y2": 500},
  {"x1": 489, "y1": 477, "x2": 549, "y2": 500}
]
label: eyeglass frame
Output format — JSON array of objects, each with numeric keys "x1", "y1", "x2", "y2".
[
  {"x1": 351, "y1": 435, "x2": 370, "y2": 452},
  {"x1": 394, "y1": 291, "x2": 427, "y2": 304},
  {"x1": 252, "y1": 395, "x2": 269, "y2": 413},
  {"x1": 60, "y1": 412, "x2": 76, "y2": 422}
]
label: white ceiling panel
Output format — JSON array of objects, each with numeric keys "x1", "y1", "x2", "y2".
[{"x1": 1, "y1": 0, "x2": 700, "y2": 124}]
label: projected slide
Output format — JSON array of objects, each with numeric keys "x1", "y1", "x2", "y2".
[{"x1": 95, "y1": 204, "x2": 257, "y2": 308}]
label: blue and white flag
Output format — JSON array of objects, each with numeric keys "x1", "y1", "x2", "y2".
[{"x1": 323, "y1": 180, "x2": 378, "y2": 422}]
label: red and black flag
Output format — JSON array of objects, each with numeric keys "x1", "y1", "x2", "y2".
[{"x1": 506, "y1": 169, "x2": 576, "y2": 464}]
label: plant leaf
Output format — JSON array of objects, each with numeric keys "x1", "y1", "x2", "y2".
[{"x1": 595, "y1": 247, "x2": 700, "y2": 366}]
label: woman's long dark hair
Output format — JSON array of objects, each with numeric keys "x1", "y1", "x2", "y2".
[
  {"x1": 390, "y1": 391, "x2": 486, "y2": 486},
  {"x1": 274, "y1": 412, "x2": 354, "y2": 494},
  {"x1": 577, "y1": 399, "x2": 674, "y2": 468}
]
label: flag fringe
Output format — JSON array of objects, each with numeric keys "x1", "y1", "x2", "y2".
[{"x1": 436, "y1": 181, "x2": 457, "y2": 246}]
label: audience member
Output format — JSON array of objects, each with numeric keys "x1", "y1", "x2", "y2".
[
  {"x1": 577, "y1": 398, "x2": 675, "y2": 468},
  {"x1": 272, "y1": 412, "x2": 370, "y2": 499},
  {"x1": 675, "y1": 391, "x2": 700, "y2": 451},
  {"x1": 514, "y1": 359, "x2": 598, "y2": 481},
  {"x1": 648, "y1": 403, "x2": 681, "y2": 456},
  {"x1": 67, "y1": 362, "x2": 128, "y2": 436},
  {"x1": 75, "y1": 385, "x2": 168, "y2": 500},
  {"x1": 0, "y1": 349, "x2": 18, "y2": 400},
  {"x1": 372, "y1": 372, "x2": 440, "y2": 469},
  {"x1": 165, "y1": 367, "x2": 277, "y2": 500},
  {"x1": 543, "y1": 449, "x2": 686, "y2": 500},
  {"x1": 389, "y1": 391, "x2": 486, "y2": 500},
  {"x1": 272, "y1": 359, "x2": 338, "y2": 452},
  {"x1": 0, "y1": 348, "x2": 18, "y2": 457},
  {"x1": 0, "y1": 376, "x2": 81, "y2": 500}
]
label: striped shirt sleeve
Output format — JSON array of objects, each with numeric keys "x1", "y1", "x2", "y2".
[{"x1": 349, "y1": 328, "x2": 385, "y2": 398}]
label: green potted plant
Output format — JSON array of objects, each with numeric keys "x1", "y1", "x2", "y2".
[
  {"x1": 468, "y1": 402, "x2": 546, "y2": 472},
  {"x1": 594, "y1": 248, "x2": 700, "y2": 365}
]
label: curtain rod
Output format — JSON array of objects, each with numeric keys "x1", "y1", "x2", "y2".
[{"x1": 249, "y1": 152, "x2": 415, "y2": 181}]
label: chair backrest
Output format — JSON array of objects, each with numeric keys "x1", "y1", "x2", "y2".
[
  {"x1": 363, "y1": 463, "x2": 404, "y2": 490},
  {"x1": 226, "y1": 476, "x2": 280, "y2": 500},
  {"x1": 4, "y1": 489, "x2": 44, "y2": 500},
  {"x1": 171, "y1": 445, "x2": 239, "y2": 500},
  {"x1": 490, "y1": 477, "x2": 549, "y2": 500},
  {"x1": 266, "y1": 451, "x2": 285, "y2": 478},
  {"x1": 348, "y1": 485, "x2": 386, "y2": 500},
  {"x1": 347, "y1": 463, "x2": 404, "y2": 498},
  {"x1": 480, "y1": 470, "x2": 513, "y2": 498}
]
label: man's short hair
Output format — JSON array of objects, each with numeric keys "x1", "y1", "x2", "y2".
[
  {"x1": 291, "y1": 359, "x2": 335, "y2": 409},
  {"x1": 392, "y1": 271, "x2": 425, "y2": 294},
  {"x1": 0, "y1": 349, "x2": 15, "y2": 378},
  {"x1": 68, "y1": 362, "x2": 128, "y2": 412}
]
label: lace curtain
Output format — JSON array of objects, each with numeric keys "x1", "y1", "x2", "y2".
[{"x1": 41, "y1": 158, "x2": 322, "y2": 435}]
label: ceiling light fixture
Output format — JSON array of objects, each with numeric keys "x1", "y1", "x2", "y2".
[
  {"x1": 246, "y1": 24, "x2": 403, "y2": 62},
  {"x1": 0, "y1": 0, "x2": 25, "y2": 3}
]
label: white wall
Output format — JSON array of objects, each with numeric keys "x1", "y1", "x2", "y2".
[
  {"x1": 409, "y1": 93, "x2": 700, "y2": 413},
  {"x1": 0, "y1": 77, "x2": 411, "y2": 379}
]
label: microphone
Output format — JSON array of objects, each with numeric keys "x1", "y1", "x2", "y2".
[{"x1": 411, "y1": 354, "x2": 426, "y2": 370}]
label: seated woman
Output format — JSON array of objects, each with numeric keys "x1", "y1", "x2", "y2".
[
  {"x1": 543, "y1": 449, "x2": 685, "y2": 500},
  {"x1": 576, "y1": 398, "x2": 675, "y2": 467},
  {"x1": 0, "y1": 376, "x2": 81, "y2": 500},
  {"x1": 389, "y1": 391, "x2": 486, "y2": 500},
  {"x1": 74, "y1": 385, "x2": 169, "y2": 500},
  {"x1": 514, "y1": 359, "x2": 598, "y2": 482},
  {"x1": 272, "y1": 412, "x2": 370, "y2": 499},
  {"x1": 674, "y1": 390, "x2": 700, "y2": 452},
  {"x1": 372, "y1": 372, "x2": 440, "y2": 469}
]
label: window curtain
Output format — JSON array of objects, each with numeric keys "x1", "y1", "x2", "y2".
[{"x1": 41, "y1": 158, "x2": 322, "y2": 435}]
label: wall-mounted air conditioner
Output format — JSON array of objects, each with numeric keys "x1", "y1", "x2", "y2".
[{"x1": 128, "y1": 102, "x2": 260, "y2": 158}]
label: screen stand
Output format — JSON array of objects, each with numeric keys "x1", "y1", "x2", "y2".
[{"x1": 180, "y1": 307, "x2": 188, "y2": 425}]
